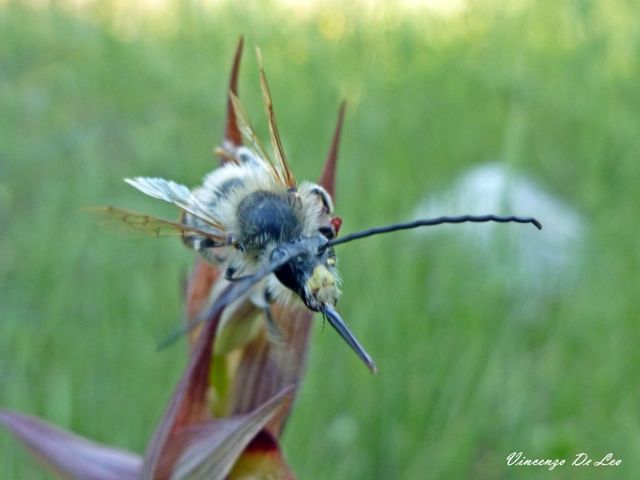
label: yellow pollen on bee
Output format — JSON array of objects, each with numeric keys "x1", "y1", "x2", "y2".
[{"x1": 306, "y1": 265, "x2": 336, "y2": 300}]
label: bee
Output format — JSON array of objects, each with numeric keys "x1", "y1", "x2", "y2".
[{"x1": 93, "y1": 40, "x2": 541, "y2": 373}]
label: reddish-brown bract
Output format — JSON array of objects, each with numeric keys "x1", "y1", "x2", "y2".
[{"x1": 181, "y1": 34, "x2": 346, "y2": 465}]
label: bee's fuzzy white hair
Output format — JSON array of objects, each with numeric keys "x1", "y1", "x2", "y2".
[{"x1": 189, "y1": 162, "x2": 329, "y2": 272}]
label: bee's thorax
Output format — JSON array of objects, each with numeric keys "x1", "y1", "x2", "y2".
[{"x1": 236, "y1": 190, "x2": 302, "y2": 252}]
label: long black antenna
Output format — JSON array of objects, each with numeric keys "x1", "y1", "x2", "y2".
[{"x1": 326, "y1": 214, "x2": 542, "y2": 248}]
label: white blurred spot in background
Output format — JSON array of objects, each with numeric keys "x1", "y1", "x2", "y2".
[{"x1": 414, "y1": 163, "x2": 585, "y2": 308}]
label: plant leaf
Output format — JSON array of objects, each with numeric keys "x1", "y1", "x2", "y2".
[
  {"x1": 0, "y1": 410, "x2": 141, "y2": 480},
  {"x1": 170, "y1": 387, "x2": 294, "y2": 480}
]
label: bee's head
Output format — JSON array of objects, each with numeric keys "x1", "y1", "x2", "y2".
[
  {"x1": 270, "y1": 235, "x2": 340, "y2": 311},
  {"x1": 269, "y1": 235, "x2": 375, "y2": 373}
]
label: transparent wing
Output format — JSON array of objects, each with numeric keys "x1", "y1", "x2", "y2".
[
  {"x1": 87, "y1": 206, "x2": 228, "y2": 245},
  {"x1": 124, "y1": 176, "x2": 190, "y2": 205},
  {"x1": 229, "y1": 92, "x2": 283, "y2": 184},
  {"x1": 124, "y1": 177, "x2": 226, "y2": 231},
  {"x1": 257, "y1": 49, "x2": 296, "y2": 188}
]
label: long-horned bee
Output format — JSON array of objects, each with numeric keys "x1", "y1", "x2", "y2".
[{"x1": 94, "y1": 40, "x2": 541, "y2": 373}]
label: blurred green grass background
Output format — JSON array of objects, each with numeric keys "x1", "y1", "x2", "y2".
[{"x1": 1, "y1": 0, "x2": 639, "y2": 478}]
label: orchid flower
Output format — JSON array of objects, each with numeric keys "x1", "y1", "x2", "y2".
[{"x1": 1, "y1": 38, "x2": 346, "y2": 479}]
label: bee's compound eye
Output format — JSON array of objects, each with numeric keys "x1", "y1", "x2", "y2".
[
  {"x1": 310, "y1": 186, "x2": 334, "y2": 214},
  {"x1": 319, "y1": 226, "x2": 335, "y2": 240}
]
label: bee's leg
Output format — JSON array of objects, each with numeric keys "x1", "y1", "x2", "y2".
[
  {"x1": 224, "y1": 265, "x2": 252, "y2": 282},
  {"x1": 224, "y1": 266, "x2": 237, "y2": 281},
  {"x1": 192, "y1": 237, "x2": 228, "y2": 264},
  {"x1": 262, "y1": 305, "x2": 285, "y2": 344},
  {"x1": 262, "y1": 290, "x2": 285, "y2": 344}
]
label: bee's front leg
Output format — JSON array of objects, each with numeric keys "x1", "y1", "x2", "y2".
[{"x1": 262, "y1": 290, "x2": 285, "y2": 344}]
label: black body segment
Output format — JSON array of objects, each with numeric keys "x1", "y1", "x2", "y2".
[{"x1": 236, "y1": 190, "x2": 302, "y2": 251}]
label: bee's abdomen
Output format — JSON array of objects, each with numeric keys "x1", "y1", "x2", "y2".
[{"x1": 236, "y1": 190, "x2": 301, "y2": 251}]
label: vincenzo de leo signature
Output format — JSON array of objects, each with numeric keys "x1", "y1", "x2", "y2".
[{"x1": 507, "y1": 452, "x2": 622, "y2": 471}]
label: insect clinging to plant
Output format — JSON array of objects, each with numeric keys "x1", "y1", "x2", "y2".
[{"x1": 93, "y1": 39, "x2": 541, "y2": 373}]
